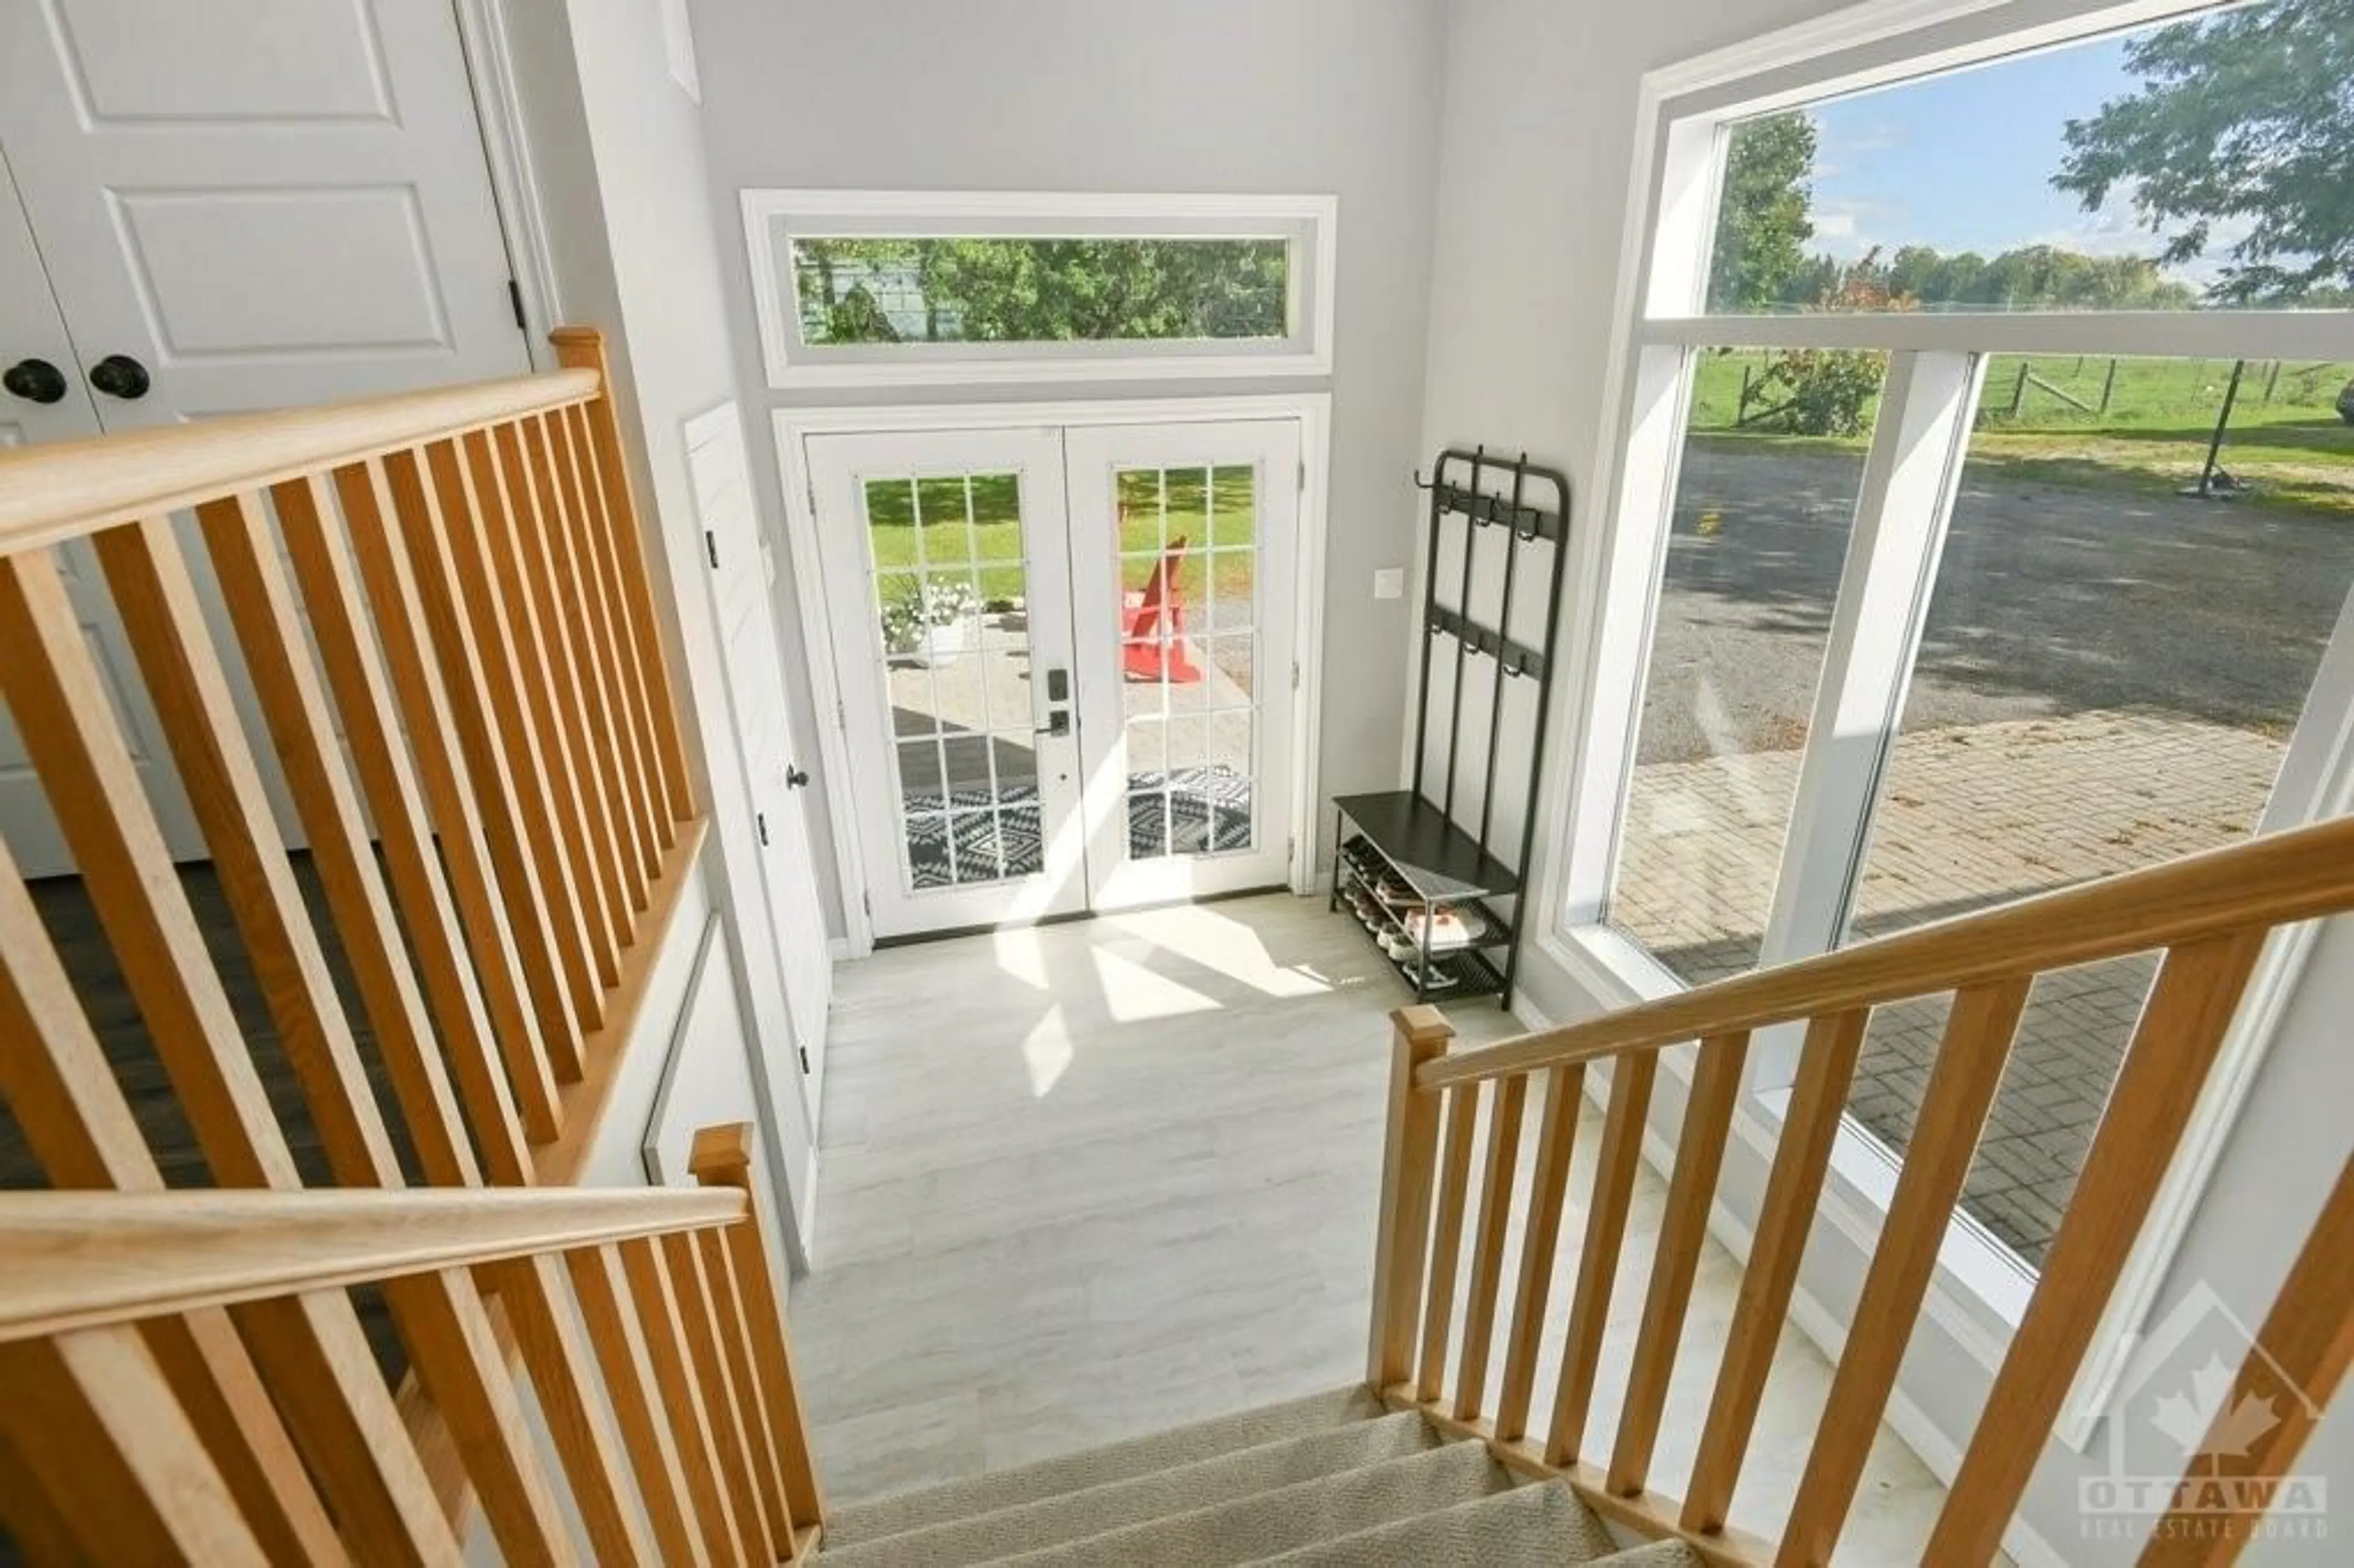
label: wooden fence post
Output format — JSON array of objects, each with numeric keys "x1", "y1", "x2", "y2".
[{"x1": 1368, "y1": 1007, "x2": 1452, "y2": 1393}]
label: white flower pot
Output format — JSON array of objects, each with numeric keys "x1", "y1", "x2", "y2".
[{"x1": 915, "y1": 616, "x2": 972, "y2": 668}]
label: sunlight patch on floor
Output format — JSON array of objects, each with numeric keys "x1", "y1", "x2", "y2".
[
  {"x1": 1104, "y1": 903, "x2": 1336, "y2": 1000},
  {"x1": 1087, "y1": 943, "x2": 1223, "y2": 1022}
]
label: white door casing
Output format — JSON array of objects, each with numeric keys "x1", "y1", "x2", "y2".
[
  {"x1": 685, "y1": 401, "x2": 834, "y2": 1128},
  {"x1": 0, "y1": 0, "x2": 535, "y2": 869}
]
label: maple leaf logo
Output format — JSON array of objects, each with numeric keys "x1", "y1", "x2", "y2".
[{"x1": 2148, "y1": 1353, "x2": 2282, "y2": 1463}]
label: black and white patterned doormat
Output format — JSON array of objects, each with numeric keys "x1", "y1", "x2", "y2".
[{"x1": 904, "y1": 765, "x2": 1252, "y2": 886}]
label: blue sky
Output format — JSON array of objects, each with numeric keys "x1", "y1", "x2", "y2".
[{"x1": 1798, "y1": 26, "x2": 2230, "y2": 283}]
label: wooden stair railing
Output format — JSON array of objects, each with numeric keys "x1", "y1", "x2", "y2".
[
  {"x1": 0, "y1": 1136, "x2": 826, "y2": 1566},
  {"x1": 1366, "y1": 814, "x2": 2354, "y2": 1567},
  {"x1": 0, "y1": 328, "x2": 712, "y2": 1537}
]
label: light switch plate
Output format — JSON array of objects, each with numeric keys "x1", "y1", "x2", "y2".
[{"x1": 1373, "y1": 568, "x2": 1406, "y2": 600}]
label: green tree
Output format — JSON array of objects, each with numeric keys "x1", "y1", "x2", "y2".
[
  {"x1": 1706, "y1": 115, "x2": 1819, "y2": 311},
  {"x1": 2053, "y1": 0, "x2": 2354, "y2": 302}
]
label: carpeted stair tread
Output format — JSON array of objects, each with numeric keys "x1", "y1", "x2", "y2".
[
  {"x1": 1590, "y1": 1544, "x2": 1707, "y2": 1567},
  {"x1": 1252, "y1": 1479, "x2": 1620, "y2": 1566},
  {"x1": 823, "y1": 1385, "x2": 1385, "y2": 1548},
  {"x1": 821, "y1": 1408, "x2": 1432, "y2": 1566},
  {"x1": 993, "y1": 1437, "x2": 1510, "y2": 1567}
]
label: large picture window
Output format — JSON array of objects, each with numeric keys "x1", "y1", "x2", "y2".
[
  {"x1": 742, "y1": 192, "x2": 1336, "y2": 387},
  {"x1": 1570, "y1": 0, "x2": 2354, "y2": 1281}
]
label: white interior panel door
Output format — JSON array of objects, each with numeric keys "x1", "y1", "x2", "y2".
[
  {"x1": 0, "y1": 0, "x2": 532, "y2": 420},
  {"x1": 0, "y1": 148, "x2": 200, "y2": 877},
  {"x1": 0, "y1": 0, "x2": 532, "y2": 867},
  {"x1": 1064, "y1": 419, "x2": 1302, "y2": 908},
  {"x1": 687, "y1": 403, "x2": 834, "y2": 1127},
  {"x1": 806, "y1": 428, "x2": 1090, "y2": 939}
]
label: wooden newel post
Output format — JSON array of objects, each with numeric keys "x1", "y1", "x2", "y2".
[
  {"x1": 1367, "y1": 1005, "x2": 1453, "y2": 1393},
  {"x1": 690, "y1": 1122, "x2": 826, "y2": 1548}
]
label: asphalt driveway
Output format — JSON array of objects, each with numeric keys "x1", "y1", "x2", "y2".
[{"x1": 1637, "y1": 441, "x2": 2354, "y2": 765}]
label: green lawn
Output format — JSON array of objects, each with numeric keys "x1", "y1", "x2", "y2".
[
  {"x1": 1689, "y1": 350, "x2": 2354, "y2": 512},
  {"x1": 865, "y1": 466, "x2": 1260, "y2": 603}
]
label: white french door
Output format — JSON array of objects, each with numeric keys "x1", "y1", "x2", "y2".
[{"x1": 806, "y1": 417, "x2": 1303, "y2": 940}]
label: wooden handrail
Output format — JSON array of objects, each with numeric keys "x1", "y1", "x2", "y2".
[
  {"x1": 1422, "y1": 814, "x2": 2354, "y2": 1092},
  {"x1": 0, "y1": 369, "x2": 600, "y2": 554},
  {"x1": 0, "y1": 1187, "x2": 744, "y2": 1340}
]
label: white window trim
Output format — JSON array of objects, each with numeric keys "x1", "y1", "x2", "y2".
[
  {"x1": 741, "y1": 190, "x2": 1338, "y2": 389},
  {"x1": 1531, "y1": 0, "x2": 2354, "y2": 1450},
  {"x1": 771, "y1": 392, "x2": 1333, "y2": 956}
]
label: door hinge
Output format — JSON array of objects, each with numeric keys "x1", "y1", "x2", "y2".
[
  {"x1": 861, "y1": 889, "x2": 872, "y2": 918},
  {"x1": 704, "y1": 530, "x2": 720, "y2": 570},
  {"x1": 755, "y1": 810, "x2": 769, "y2": 846},
  {"x1": 1298, "y1": 459, "x2": 1307, "y2": 495},
  {"x1": 798, "y1": 1045, "x2": 811, "y2": 1075},
  {"x1": 1292, "y1": 660, "x2": 1301, "y2": 691},
  {"x1": 836, "y1": 696, "x2": 847, "y2": 730},
  {"x1": 507, "y1": 278, "x2": 527, "y2": 332}
]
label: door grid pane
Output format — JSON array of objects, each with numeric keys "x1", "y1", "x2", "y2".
[
  {"x1": 1114, "y1": 464, "x2": 1259, "y2": 861},
  {"x1": 864, "y1": 471, "x2": 1046, "y2": 890}
]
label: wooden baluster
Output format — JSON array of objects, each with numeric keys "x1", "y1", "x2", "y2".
[
  {"x1": 552, "y1": 328, "x2": 696, "y2": 828},
  {"x1": 620, "y1": 1237, "x2": 744, "y2": 1565},
  {"x1": 545, "y1": 406, "x2": 662, "y2": 888},
  {"x1": 1417, "y1": 1085, "x2": 1481, "y2": 1403},
  {"x1": 0, "y1": 1327, "x2": 269, "y2": 1567},
  {"x1": 384, "y1": 1267, "x2": 575, "y2": 1566},
  {"x1": 237, "y1": 1290, "x2": 467, "y2": 1567},
  {"x1": 1368, "y1": 1006, "x2": 1453, "y2": 1392},
  {"x1": 336, "y1": 456, "x2": 565, "y2": 1145},
  {"x1": 380, "y1": 444, "x2": 585, "y2": 1082},
  {"x1": 2138, "y1": 1154, "x2": 2354, "y2": 1568},
  {"x1": 1682, "y1": 1010, "x2": 1868, "y2": 1535},
  {"x1": 471, "y1": 423, "x2": 622, "y2": 989},
  {"x1": 428, "y1": 434, "x2": 605, "y2": 1032},
  {"x1": 566, "y1": 1244, "x2": 711, "y2": 1566},
  {"x1": 0, "y1": 832, "x2": 347, "y2": 1566},
  {"x1": 275, "y1": 471, "x2": 538, "y2": 1178},
  {"x1": 511, "y1": 414, "x2": 642, "y2": 923},
  {"x1": 666, "y1": 1230, "x2": 778, "y2": 1565},
  {"x1": 1609, "y1": 1030, "x2": 1750, "y2": 1491},
  {"x1": 1548, "y1": 1049, "x2": 1658, "y2": 1464},
  {"x1": 557, "y1": 398, "x2": 674, "y2": 857},
  {"x1": 1497, "y1": 1062, "x2": 1586, "y2": 1441},
  {"x1": 1780, "y1": 980, "x2": 2030, "y2": 1566},
  {"x1": 197, "y1": 491, "x2": 488, "y2": 1187},
  {"x1": 701, "y1": 1228, "x2": 794, "y2": 1548},
  {"x1": 1453, "y1": 1071, "x2": 1529, "y2": 1422},
  {"x1": 1927, "y1": 933, "x2": 2269, "y2": 1564},
  {"x1": 693, "y1": 1122, "x2": 826, "y2": 1535},
  {"x1": 486, "y1": 1252, "x2": 658, "y2": 1565},
  {"x1": 91, "y1": 514, "x2": 404, "y2": 1185}
]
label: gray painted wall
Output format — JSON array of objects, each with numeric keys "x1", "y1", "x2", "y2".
[
  {"x1": 687, "y1": 0, "x2": 1448, "y2": 934},
  {"x1": 1417, "y1": 2, "x2": 2351, "y2": 1562},
  {"x1": 499, "y1": 0, "x2": 817, "y2": 1252}
]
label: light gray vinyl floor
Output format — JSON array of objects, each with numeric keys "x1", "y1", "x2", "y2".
[{"x1": 787, "y1": 893, "x2": 1964, "y2": 1562}]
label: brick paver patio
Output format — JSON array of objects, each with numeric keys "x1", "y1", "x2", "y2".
[{"x1": 1612, "y1": 709, "x2": 2287, "y2": 1265}]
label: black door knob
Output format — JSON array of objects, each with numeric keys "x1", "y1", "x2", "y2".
[
  {"x1": 2, "y1": 357, "x2": 68, "y2": 405},
  {"x1": 785, "y1": 766, "x2": 810, "y2": 789},
  {"x1": 88, "y1": 354, "x2": 151, "y2": 400}
]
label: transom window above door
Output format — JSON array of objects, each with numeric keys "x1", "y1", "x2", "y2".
[{"x1": 741, "y1": 191, "x2": 1337, "y2": 386}]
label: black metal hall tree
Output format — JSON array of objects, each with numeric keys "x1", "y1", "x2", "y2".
[{"x1": 1330, "y1": 448, "x2": 1571, "y2": 1008}]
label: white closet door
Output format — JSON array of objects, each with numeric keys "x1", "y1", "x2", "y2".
[
  {"x1": 0, "y1": 0, "x2": 532, "y2": 421},
  {"x1": 0, "y1": 147, "x2": 202, "y2": 877},
  {"x1": 0, "y1": 0, "x2": 532, "y2": 866},
  {"x1": 687, "y1": 403, "x2": 835, "y2": 1130}
]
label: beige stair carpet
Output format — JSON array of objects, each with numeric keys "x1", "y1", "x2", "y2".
[{"x1": 817, "y1": 1385, "x2": 1705, "y2": 1566}]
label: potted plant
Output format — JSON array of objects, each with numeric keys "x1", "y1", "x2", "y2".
[{"x1": 880, "y1": 579, "x2": 978, "y2": 666}]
